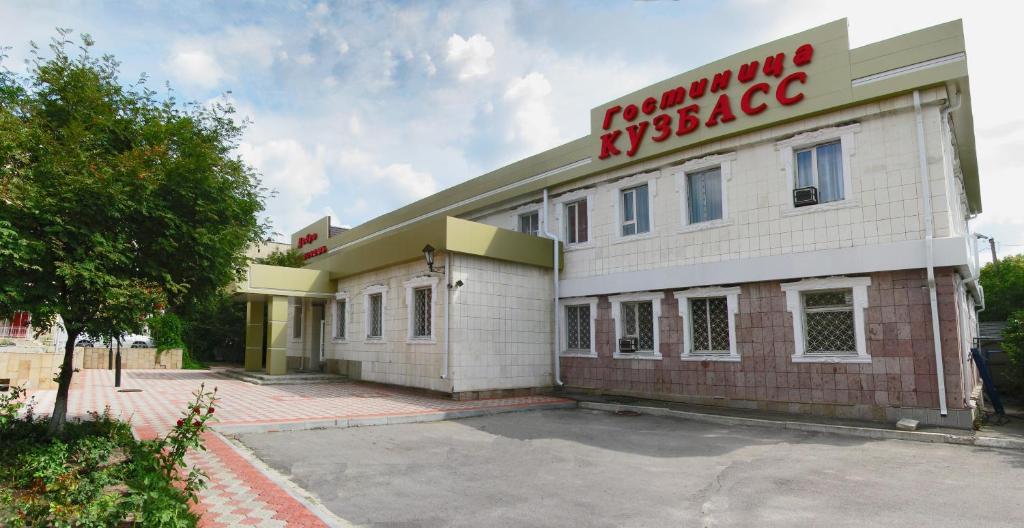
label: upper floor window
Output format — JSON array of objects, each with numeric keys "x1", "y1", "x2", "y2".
[
  {"x1": 518, "y1": 211, "x2": 539, "y2": 236},
  {"x1": 795, "y1": 140, "x2": 844, "y2": 204},
  {"x1": 565, "y1": 199, "x2": 588, "y2": 244},
  {"x1": 686, "y1": 167, "x2": 723, "y2": 224},
  {"x1": 620, "y1": 184, "x2": 650, "y2": 236}
]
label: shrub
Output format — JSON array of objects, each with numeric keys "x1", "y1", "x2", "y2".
[
  {"x1": 0, "y1": 384, "x2": 219, "y2": 527},
  {"x1": 149, "y1": 313, "x2": 187, "y2": 351},
  {"x1": 1001, "y1": 310, "x2": 1024, "y2": 400}
]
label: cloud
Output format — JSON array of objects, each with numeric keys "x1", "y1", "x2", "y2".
[
  {"x1": 503, "y1": 72, "x2": 559, "y2": 152},
  {"x1": 336, "y1": 148, "x2": 438, "y2": 203},
  {"x1": 237, "y1": 138, "x2": 330, "y2": 236},
  {"x1": 445, "y1": 33, "x2": 495, "y2": 80},
  {"x1": 166, "y1": 50, "x2": 226, "y2": 89}
]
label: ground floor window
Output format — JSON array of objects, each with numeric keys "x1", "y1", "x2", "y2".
[
  {"x1": 367, "y1": 293, "x2": 383, "y2": 339},
  {"x1": 610, "y1": 293, "x2": 662, "y2": 358},
  {"x1": 335, "y1": 298, "x2": 347, "y2": 340},
  {"x1": 675, "y1": 286, "x2": 741, "y2": 361},
  {"x1": 292, "y1": 303, "x2": 303, "y2": 339},
  {"x1": 781, "y1": 276, "x2": 871, "y2": 363},
  {"x1": 412, "y1": 287, "x2": 432, "y2": 338},
  {"x1": 803, "y1": 290, "x2": 856, "y2": 354},
  {"x1": 566, "y1": 304, "x2": 591, "y2": 351}
]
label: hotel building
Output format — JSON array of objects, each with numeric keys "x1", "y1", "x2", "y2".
[{"x1": 237, "y1": 19, "x2": 986, "y2": 428}]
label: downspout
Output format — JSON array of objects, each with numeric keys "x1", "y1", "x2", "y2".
[
  {"x1": 914, "y1": 90, "x2": 948, "y2": 417},
  {"x1": 541, "y1": 189, "x2": 563, "y2": 386},
  {"x1": 442, "y1": 252, "x2": 451, "y2": 380}
]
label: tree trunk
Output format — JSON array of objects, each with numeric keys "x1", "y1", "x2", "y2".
[{"x1": 47, "y1": 329, "x2": 80, "y2": 436}]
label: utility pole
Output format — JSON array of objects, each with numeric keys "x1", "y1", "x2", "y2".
[{"x1": 989, "y1": 237, "x2": 998, "y2": 264}]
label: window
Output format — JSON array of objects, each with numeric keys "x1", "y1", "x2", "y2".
[
  {"x1": 622, "y1": 301, "x2": 654, "y2": 351},
  {"x1": 565, "y1": 199, "x2": 588, "y2": 244},
  {"x1": 611, "y1": 293, "x2": 662, "y2": 359},
  {"x1": 781, "y1": 276, "x2": 871, "y2": 363},
  {"x1": 565, "y1": 304, "x2": 591, "y2": 351},
  {"x1": 518, "y1": 211, "x2": 539, "y2": 236},
  {"x1": 412, "y1": 287, "x2": 432, "y2": 338},
  {"x1": 675, "y1": 287, "x2": 740, "y2": 361},
  {"x1": 803, "y1": 290, "x2": 856, "y2": 354},
  {"x1": 620, "y1": 184, "x2": 650, "y2": 236},
  {"x1": 795, "y1": 140, "x2": 844, "y2": 204},
  {"x1": 367, "y1": 293, "x2": 383, "y2": 339},
  {"x1": 334, "y1": 298, "x2": 347, "y2": 340},
  {"x1": 292, "y1": 303, "x2": 303, "y2": 339},
  {"x1": 686, "y1": 167, "x2": 723, "y2": 224}
]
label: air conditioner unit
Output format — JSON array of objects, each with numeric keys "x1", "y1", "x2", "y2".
[
  {"x1": 793, "y1": 186, "x2": 819, "y2": 207},
  {"x1": 618, "y1": 337, "x2": 638, "y2": 354}
]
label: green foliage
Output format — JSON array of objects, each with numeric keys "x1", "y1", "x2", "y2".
[
  {"x1": 149, "y1": 312, "x2": 186, "y2": 351},
  {"x1": 258, "y1": 247, "x2": 305, "y2": 268},
  {"x1": 0, "y1": 30, "x2": 266, "y2": 430},
  {"x1": 0, "y1": 385, "x2": 218, "y2": 527},
  {"x1": 177, "y1": 292, "x2": 244, "y2": 365},
  {"x1": 1000, "y1": 310, "x2": 1024, "y2": 399},
  {"x1": 978, "y1": 254, "x2": 1024, "y2": 322}
]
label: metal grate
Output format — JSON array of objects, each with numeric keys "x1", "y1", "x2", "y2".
[
  {"x1": 804, "y1": 290, "x2": 856, "y2": 353},
  {"x1": 368, "y1": 293, "x2": 383, "y2": 338},
  {"x1": 566, "y1": 304, "x2": 591, "y2": 350},
  {"x1": 690, "y1": 297, "x2": 729, "y2": 353},
  {"x1": 336, "y1": 300, "x2": 346, "y2": 339},
  {"x1": 413, "y1": 287, "x2": 432, "y2": 337},
  {"x1": 623, "y1": 301, "x2": 654, "y2": 352}
]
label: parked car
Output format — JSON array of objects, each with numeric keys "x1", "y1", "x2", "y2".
[{"x1": 74, "y1": 335, "x2": 105, "y2": 348}]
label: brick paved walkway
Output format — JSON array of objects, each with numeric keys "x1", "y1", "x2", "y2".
[{"x1": 28, "y1": 369, "x2": 570, "y2": 527}]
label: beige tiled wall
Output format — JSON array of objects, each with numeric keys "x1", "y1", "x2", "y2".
[
  {"x1": 78, "y1": 348, "x2": 182, "y2": 370},
  {"x1": 0, "y1": 350, "x2": 82, "y2": 390}
]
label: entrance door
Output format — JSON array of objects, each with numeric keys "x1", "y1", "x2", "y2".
[{"x1": 309, "y1": 303, "x2": 326, "y2": 372}]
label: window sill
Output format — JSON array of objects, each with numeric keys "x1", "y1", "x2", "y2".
[
  {"x1": 364, "y1": 338, "x2": 386, "y2": 344},
  {"x1": 613, "y1": 352, "x2": 662, "y2": 360},
  {"x1": 782, "y1": 200, "x2": 859, "y2": 217},
  {"x1": 791, "y1": 354, "x2": 871, "y2": 364},
  {"x1": 563, "y1": 242, "x2": 595, "y2": 252},
  {"x1": 680, "y1": 354, "x2": 741, "y2": 362},
  {"x1": 560, "y1": 351, "x2": 597, "y2": 358},
  {"x1": 678, "y1": 219, "x2": 732, "y2": 234},
  {"x1": 407, "y1": 337, "x2": 437, "y2": 345},
  {"x1": 331, "y1": 338, "x2": 348, "y2": 343},
  {"x1": 612, "y1": 232, "x2": 655, "y2": 246}
]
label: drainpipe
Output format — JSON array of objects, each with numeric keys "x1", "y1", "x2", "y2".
[
  {"x1": 442, "y1": 252, "x2": 451, "y2": 380},
  {"x1": 914, "y1": 90, "x2": 948, "y2": 417},
  {"x1": 541, "y1": 189, "x2": 563, "y2": 386}
]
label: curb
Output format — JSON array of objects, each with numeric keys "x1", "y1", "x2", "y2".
[
  {"x1": 214, "y1": 430, "x2": 353, "y2": 528},
  {"x1": 579, "y1": 401, "x2": 1024, "y2": 451},
  {"x1": 212, "y1": 400, "x2": 578, "y2": 435}
]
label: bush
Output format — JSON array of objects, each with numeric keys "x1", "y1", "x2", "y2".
[
  {"x1": 0, "y1": 384, "x2": 219, "y2": 527},
  {"x1": 1001, "y1": 310, "x2": 1024, "y2": 400},
  {"x1": 149, "y1": 313, "x2": 187, "y2": 351}
]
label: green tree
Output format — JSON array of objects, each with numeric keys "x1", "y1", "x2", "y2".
[
  {"x1": 0, "y1": 31, "x2": 266, "y2": 433},
  {"x1": 978, "y1": 254, "x2": 1024, "y2": 322},
  {"x1": 257, "y1": 247, "x2": 304, "y2": 268}
]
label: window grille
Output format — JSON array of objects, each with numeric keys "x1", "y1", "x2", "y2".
[
  {"x1": 368, "y1": 293, "x2": 383, "y2": 338},
  {"x1": 336, "y1": 299, "x2": 346, "y2": 339},
  {"x1": 292, "y1": 304, "x2": 303, "y2": 339},
  {"x1": 565, "y1": 199, "x2": 588, "y2": 244},
  {"x1": 518, "y1": 211, "x2": 539, "y2": 236},
  {"x1": 566, "y1": 304, "x2": 591, "y2": 350},
  {"x1": 412, "y1": 287, "x2": 432, "y2": 338},
  {"x1": 690, "y1": 297, "x2": 730, "y2": 353},
  {"x1": 803, "y1": 289, "x2": 856, "y2": 353},
  {"x1": 621, "y1": 184, "x2": 650, "y2": 236},
  {"x1": 622, "y1": 301, "x2": 655, "y2": 351}
]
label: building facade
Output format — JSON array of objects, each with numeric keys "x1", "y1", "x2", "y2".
[{"x1": 238, "y1": 19, "x2": 986, "y2": 427}]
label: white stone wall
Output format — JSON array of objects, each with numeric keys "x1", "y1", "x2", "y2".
[
  {"x1": 449, "y1": 254, "x2": 553, "y2": 392},
  {"x1": 472, "y1": 89, "x2": 965, "y2": 283},
  {"x1": 326, "y1": 257, "x2": 451, "y2": 393}
]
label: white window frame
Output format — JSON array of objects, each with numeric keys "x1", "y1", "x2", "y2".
[
  {"x1": 609, "y1": 292, "x2": 662, "y2": 359},
  {"x1": 781, "y1": 276, "x2": 872, "y2": 363},
  {"x1": 674, "y1": 286, "x2": 741, "y2": 362},
  {"x1": 517, "y1": 210, "x2": 540, "y2": 236},
  {"x1": 404, "y1": 275, "x2": 439, "y2": 343},
  {"x1": 558, "y1": 297, "x2": 598, "y2": 357},
  {"x1": 290, "y1": 299, "x2": 303, "y2": 343},
  {"x1": 672, "y1": 153, "x2": 735, "y2": 232},
  {"x1": 777, "y1": 123, "x2": 860, "y2": 215},
  {"x1": 554, "y1": 188, "x2": 595, "y2": 249},
  {"x1": 363, "y1": 284, "x2": 388, "y2": 342},
  {"x1": 332, "y1": 292, "x2": 350, "y2": 342},
  {"x1": 612, "y1": 172, "x2": 657, "y2": 243}
]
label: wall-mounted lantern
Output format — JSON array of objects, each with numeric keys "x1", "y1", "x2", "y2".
[{"x1": 422, "y1": 244, "x2": 444, "y2": 273}]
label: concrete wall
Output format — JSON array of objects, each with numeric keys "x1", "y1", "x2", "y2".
[
  {"x1": 448, "y1": 254, "x2": 553, "y2": 393},
  {"x1": 0, "y1": 351, "x2": 81, "y2": 390},
  {"x1": 78, "y1": 347, "x2": 183, "y2": 370},
  {"x1": 471, "y1": 91, "x2": 965, "y2": 285},
  {"x1": 560, "y1": 268, "x2": 976, "y2": 428}
]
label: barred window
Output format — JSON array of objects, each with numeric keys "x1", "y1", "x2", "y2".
[
  {"x1": 292, "y1": 304, "x2": 303, "y2": 339},
  {"x1": 335, "y1": 299, "x2": 347, "y2": 339},
  {"x1": 368, "y1": 293, "x2": 383, "y2": 338},
  {"x1": 412, "y1": 287, "x2": 432, "y2": 338},
  {"x1": 622, "y1": 301, "x2": 655, "y2": 351},
  {"x1": 690, "y1": 297, "x2": 730, "y2": 354},
  {"x1": 803, "y1": 289, "x2": 856, "y2": 354},
  {"x1": 566, "y1": 304, "x2": 591, "y2": 350}
]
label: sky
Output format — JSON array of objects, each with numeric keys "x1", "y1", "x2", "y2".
[{"x1": 1, "y1": 1, "x2": 1021, "y2": 262}]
